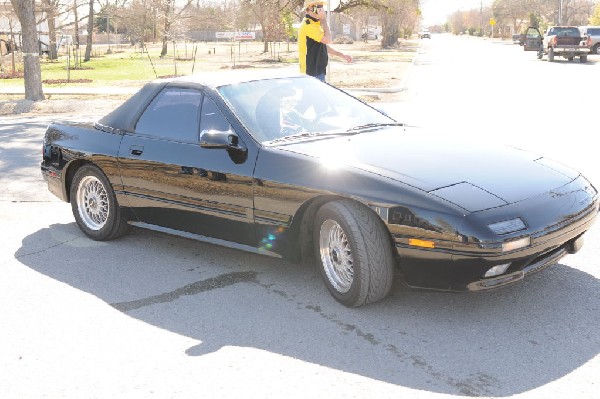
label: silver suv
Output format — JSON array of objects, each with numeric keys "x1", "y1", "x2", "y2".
[{"x1": 580, "y1": 26, "x2": 600, "y2": 54}]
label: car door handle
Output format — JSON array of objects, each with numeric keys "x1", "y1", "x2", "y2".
[{"x1": 129, "y1": 145, "x2": 144, "y2": 156}]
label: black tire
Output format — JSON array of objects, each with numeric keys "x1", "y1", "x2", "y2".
[
  {"x1": 313, "y1": 200, "x2": 394, "y2": 307},
  {"x1": 593, "y1": 44, "x2": 600, "y2": 55},
  {"x1": 70, "y1": 164, "x2": 129, "y2": 241},
  {"x1": 547, "y1": 47, "x2": 554, "y2": 62},
  {"x1": 580, "y1": 55, "x2": 587, "y2": 63},
  {"x1": 568, "y1": 57, "x2": 574, "y2": 61}
]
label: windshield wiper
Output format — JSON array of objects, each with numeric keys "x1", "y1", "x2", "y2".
[
  {"x1": 265, "y1": 131, "x2": 324, "y2": 145},
  {"x1": 265, "y1": 123, "x2": 404, "y2": 145},
  {"x1": 346, "y1": 122, "x2": 404, "y2": 132},
  {"x1": 265, "y1": 130, "x2": 352, "y2": 145}
]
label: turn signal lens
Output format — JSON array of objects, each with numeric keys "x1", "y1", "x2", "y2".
[
  {"x1": 502, "y1": 236, "x2": 531, "y2": 252},
  {"x1": 408, "y1": 238, "x2": 435, "y2": 248}
]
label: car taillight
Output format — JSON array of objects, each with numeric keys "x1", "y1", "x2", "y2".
[{"x1": 587, "y1": 37, "x2": 592, "y2": 46}]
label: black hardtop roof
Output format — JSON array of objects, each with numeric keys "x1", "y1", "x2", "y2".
[{"x1": 96, "y1": 68, "x2": 307, "y2": 132}]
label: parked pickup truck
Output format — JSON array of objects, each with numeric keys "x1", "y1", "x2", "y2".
[
  {"x1": 580, "y1": 26, "x2": 600, "y2": 55},
  {"x1": 523, "y1": 26, "x2": 589, "y2": 63}
]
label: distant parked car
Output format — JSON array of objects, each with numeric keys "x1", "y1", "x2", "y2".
[
  {"x1": 579, "y1": 26, "x2": 600, "y2": 54},
  {"x1": 512, "y1": 33, "x2": 526, "y2": 45},
  {"x1": 524, "y1": 26, "x2": 590, "y2": 63},
  {"x1": 419, "y1": 30, "x2": 431, "y2": 39}
]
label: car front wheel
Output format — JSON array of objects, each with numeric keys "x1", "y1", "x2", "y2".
[
  {"x1": 70, "y1": 164, "x2": 129, "y2": 241},
  {"x1": 314, "y1": 200, "x2": 394, "y2": 307}
]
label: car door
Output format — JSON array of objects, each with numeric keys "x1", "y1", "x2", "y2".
[
  {"x1": 524, "y1": 27, "x2": 542, "y2": 51},
  {"x1": 117, "y1": 85, "x2": 257, "y2": 245}
]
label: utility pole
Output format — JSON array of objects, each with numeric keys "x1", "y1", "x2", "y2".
[
  {"x1": 558, "y1": 0, "x2": 563, "y2": 24},
  {"x1": 480, "y1": 0, "x2": 483, "y2": 36}
]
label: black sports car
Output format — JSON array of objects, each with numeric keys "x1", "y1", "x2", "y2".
[{"x1": 41, "y1": 70, "x2": 599, "y2": 307}]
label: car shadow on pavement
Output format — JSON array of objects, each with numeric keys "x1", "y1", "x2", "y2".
[{"x1": 17, "y1": 222, "x2": 600, "y2": 397}]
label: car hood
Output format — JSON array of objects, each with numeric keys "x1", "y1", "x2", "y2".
[{"x1": 275, "y1": 126, "x2": 580, "y2": 212}]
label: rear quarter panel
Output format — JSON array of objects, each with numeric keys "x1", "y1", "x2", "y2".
[{"x1": 43, "y1": 122, "x2": 124, "y2": 202}]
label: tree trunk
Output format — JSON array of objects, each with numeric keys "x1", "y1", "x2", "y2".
[
  {"x1": 84, "y1": 0, "x2": 94, "y2": 62},
  {"x1": 10, "y1": 0, "x2": 45, "y2": 101},
  {"x1": 42, "y1": 0, "x2": 58, "y2": 60},
  {"x1": 8, "y1": 18, "x2": 16, "y2": 75},
  {"x1": 262, "y1": 26, "x2": 269, "y2": 53},
  {"x1": 73, "y1": 0, "x2": 80, "y2": 68},
  {"x1": 160, "y1": 0, "x2": 173, "y2": 57},
  {"x1": 381, "y1": 10, "x2": 399, "y2": 48},
  {"x1": 47, "y1": 8, "x2": 58, "y2": 59}
]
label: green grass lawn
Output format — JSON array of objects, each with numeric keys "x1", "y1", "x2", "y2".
[
  {"x1": 1, "y1": 41, "x2": 290, "y2": 89},
  {"x1": 1, "y1": 40, "x2": 417, "y2": 91}
]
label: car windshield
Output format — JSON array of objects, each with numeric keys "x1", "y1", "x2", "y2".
[{"x1": 217, "y1": 76, "x2": 395, "y2": 143}]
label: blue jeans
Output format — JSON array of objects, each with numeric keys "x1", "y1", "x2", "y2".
[{"x1": 314, "y1": 73, "x2": 326, "y2": 82}]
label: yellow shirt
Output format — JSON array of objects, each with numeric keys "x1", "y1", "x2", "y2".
[{"x1": 298, "y1": 15, "x2": 328, "y2": 76}]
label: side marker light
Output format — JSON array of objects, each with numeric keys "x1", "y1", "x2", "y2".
[{"x1": 408, "y1": 238, "x2": 435, "y2": 249}]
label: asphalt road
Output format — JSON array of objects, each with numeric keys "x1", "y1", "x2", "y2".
[{"x1": 1, "y1": 35, "x2": 599, "y2": 398}]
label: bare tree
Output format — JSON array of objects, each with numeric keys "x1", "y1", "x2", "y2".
[
  {"x1": 491, "y1": 0, "x2": 595, "y2": 28},
  {"x1": 242, "y1": 0, "x2": 299, "y2": 53},
  {"x1": 591, "y1": 2, "x2": 600, "y2": 24},
  {"x1": 84, "y1": 0, "x2": 94, "y2": 61},
  {"x1": 0, "y1": 4, "x2": 19, "y2": 75},
  {"x1": 40, "y1": 0, "x2": 58, "y2": 59},
  {"x1": 158, "y1": 0, "x2": 193, "y2": 57},
  {"x1": 338, "y1": 0, "x2": 420, "y2": 48},
  {"x1": 35, "y1": 0, "x2": 78, "y2": 60},
  {"x1": 121, "y1": 0, "x2": 154, "y2": 46},
  {"x1": 72, "y1": 0, "x2": 81, "y2": 67},
  {"x1": 10, "y1": 0, "x2": 45, "y2": 100}
]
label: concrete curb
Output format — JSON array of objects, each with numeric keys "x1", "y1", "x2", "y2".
[
  {"x1": 1, "y1": 87, "x2": 139, "y2": 96},
  {"x1": 2, "y1": 85, "x2": 402, "y2": 97}
]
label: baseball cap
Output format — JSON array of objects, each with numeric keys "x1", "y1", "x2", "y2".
[{"x1": 304, "y1": 0, "x2": 326, "y2": 9}]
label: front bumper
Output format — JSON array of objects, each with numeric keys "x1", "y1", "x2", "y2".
[
  {"x1": 465, "y1": 234, "x2": 582, "y2": 291},
  {"x1": 394, "y1": 195, "x2": 598, "y2": 293}
]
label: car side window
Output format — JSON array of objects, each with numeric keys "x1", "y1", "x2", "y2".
[
  {"x1": 200, "y1": 96, "x2": 232, "y2": 133},
  {"x1": 135, "y1": 87, "x2": 203, "y2": 142},
  {"x1": 526, "y1": 27, "x2": 541, "y2": 39}
]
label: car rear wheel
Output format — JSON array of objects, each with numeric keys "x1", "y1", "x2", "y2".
[
  {"x1": 593, "y1": 44, "x2": 600, "y2": 55},
  {"x1": 314, "y1": 200, "x2": 394, "y2": 307},
  {"x1": 547, "y1": 47, "x2": 554, "y2": 62},
  {"x1": 71, "y1": 164, "x2": 129, "y2": 241}
]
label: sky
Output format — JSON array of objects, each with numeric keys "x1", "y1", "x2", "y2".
[{"x1": 420, "y1": 0, "x2": 493, "y2": 26}]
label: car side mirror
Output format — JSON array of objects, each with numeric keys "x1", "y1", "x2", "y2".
[
  {"x1": 200, "y1": 129, "x2": 245, "y2": 151},
  {"x1": 200, "y1": 129, "x2": 248, "y2": 164}
]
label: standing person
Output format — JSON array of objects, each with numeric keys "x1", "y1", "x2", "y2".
[{"x1": 298, "y1": 0, "x2": 352, "y2": 82}]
